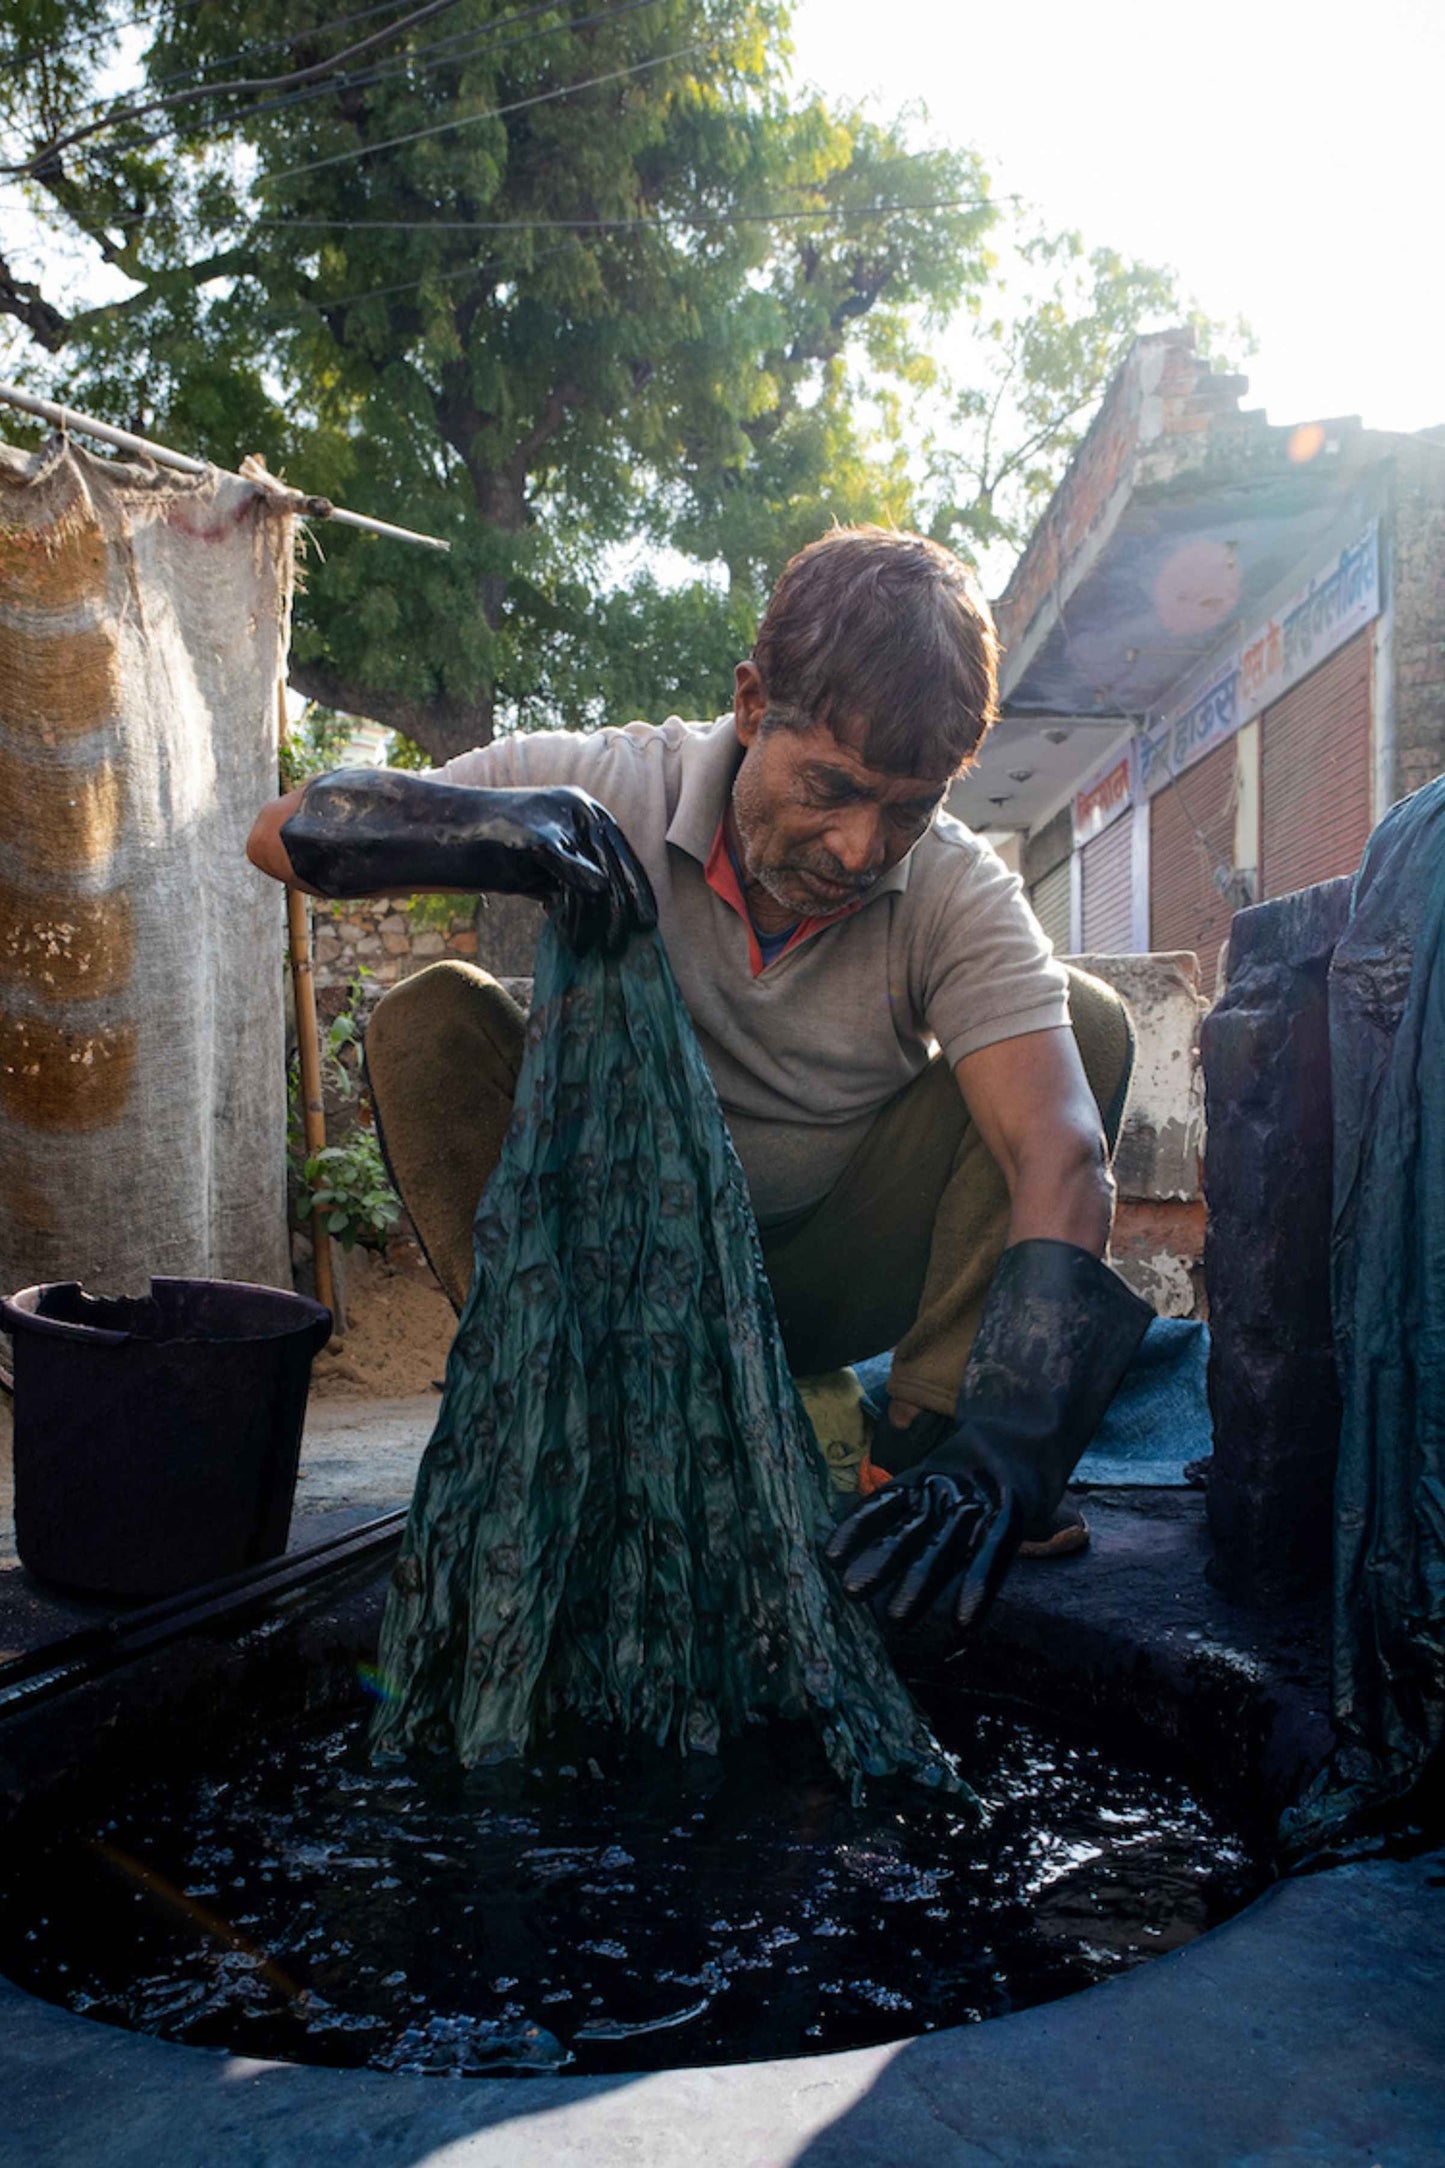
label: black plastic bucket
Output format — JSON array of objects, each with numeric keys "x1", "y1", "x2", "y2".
[{"x1": 1, "y1": 1278, "x2": 332, "y2": 1600}]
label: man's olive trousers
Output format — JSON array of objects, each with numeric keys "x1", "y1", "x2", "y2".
[{"x1": 365, "y1": 959, "x2": 1134, "y2": 1417}]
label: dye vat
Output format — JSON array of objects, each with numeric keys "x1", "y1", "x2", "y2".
[{"x1": 0, "y1": 1672, "x2": 1263, "y2": 2078}]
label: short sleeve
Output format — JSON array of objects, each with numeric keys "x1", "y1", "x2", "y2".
[
  {"x1": 917, "y1": 830, "x2": 1072, "y2": 1068},
  {"x1": 431, "y1": 730, "x2": 609, "y2": 793}
]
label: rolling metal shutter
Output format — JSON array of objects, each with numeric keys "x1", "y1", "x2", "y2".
[
  {"x1": 1149, "y1": 736, "x2": 1237, "y2": 994},
  {"x1": 1029, "y1": 858, "x2": 1071, "y2": 951},
  {"x1": 1261, "y1": 628, "x2": 1373, "y2": 900},
  {"x1": 1080, "y1": 815, "x2": 1134, "y2": 953}
]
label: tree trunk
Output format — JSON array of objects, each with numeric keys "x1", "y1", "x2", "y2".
[{"x1": 287, "y1": 660, "x2": 495, "y2": 766}]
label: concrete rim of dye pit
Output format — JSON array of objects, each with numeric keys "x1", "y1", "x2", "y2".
[{"x1": 0, "y1": 1495, "x2": 1440, "y2": 2163}]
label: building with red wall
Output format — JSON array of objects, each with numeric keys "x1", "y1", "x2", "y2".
[{"x1": 952, "y1": 330, "x2": 1445, "y2": 993}]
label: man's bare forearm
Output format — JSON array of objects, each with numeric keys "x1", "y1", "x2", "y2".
[{"x1": 1004, "y1": 1137, "x2": 1115, "y2": 1256}]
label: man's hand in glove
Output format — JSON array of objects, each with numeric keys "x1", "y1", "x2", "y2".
[
  {"x1": 825, "y1": 1428, "x2": 1041, "y2": 1636},
  {"x1": 825, "y1": 1240, "x2": 1153, "y2": 1641},
  {"x1": 507, "y1": 788, "x2": 658, "y2": 958},
  {"x1": 270, "y1": 768, "x2": 657, "y2": 958}
]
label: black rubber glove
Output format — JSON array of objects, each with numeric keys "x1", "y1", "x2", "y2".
[
  {"x1": 280, "y1": 767, "x2": 657, "y2": 958},
  {"x1": 825, "y1": 1239, "x2": 1152, "y2": 1638}
]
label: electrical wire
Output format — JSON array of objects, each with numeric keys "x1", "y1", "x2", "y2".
[
  {"x1": 4, "y1": 0, "x2": 472, "y2": 178},
  {"x1": 249, "y1": 194, "x2": 993, "y2": 236},
  {"x1": 143, "y1": 0, "x2": 446, "y2": 93},
  {"x1": 269, "y1": 195, "x2": 993, "y2": 311},
  {"x1": 261, "y1": 40, "x2": 705, "y2": 185},
  {"x1": 4, "y1": 0, "x2": 675, "y2": 198},
  {"x1": 90, "y1": 192, "x2": 988, "y2": 327},
  {"x1": 173, "y1": 0, "x2": 670, "y2": 152},
  {"x1": 8, "y1": 0, "x2": 436, "y2": 96},
  {"x1": 297, "y1": 233, "x2": 579, "y2": 308},
  {"x1": 0, "y1": 6, "x2": 154, "y2": 70}
]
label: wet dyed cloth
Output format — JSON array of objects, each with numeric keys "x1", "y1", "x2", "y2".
[
  {"x1": 1287, "y1": 776, "x2": 1445, "y2": 1845},
  {"x1": 371, "y1": 925, "x2": 955, "y2": 1795}
]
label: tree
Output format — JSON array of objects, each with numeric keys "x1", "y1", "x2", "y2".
[
  {"x1": 916, "y1": 225, "x2": 1248, "y2": 563},
  {"x1": 0, "y1": 3, "x2": 1207, "y2": 757}
]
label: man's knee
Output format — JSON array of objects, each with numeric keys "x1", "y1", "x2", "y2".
[
  {"x1": 366, "y1": 961, "x2": 525, "y2": 1105},
  {"x1": 363, "y1": 962, "x2": 526, "y2": 1315},
  {"x1": 1064, "y1": 966, "x2": 1135, "y2": 1155}
]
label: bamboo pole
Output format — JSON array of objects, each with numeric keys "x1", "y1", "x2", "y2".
[
  {"x1": 279, "y1": 681, "x2": 339, "y2": 1335},
  {"x1": 0, "y1": 381, "x2": 450, "y2": 554},
  {"x1": 288, "y1": 887, "x2": 339, "y2": 1332}
]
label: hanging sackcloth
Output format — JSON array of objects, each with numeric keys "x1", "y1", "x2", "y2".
[{"x1": 370, "y1": 924, "x2": 958, "y2": 1796}]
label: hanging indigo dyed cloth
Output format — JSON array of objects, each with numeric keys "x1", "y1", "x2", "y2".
[
  {"x1": 1286, "y1": 775, "x2": 1445, "y2": 1845},
  {"x1": 371, "y1": 926, "x2": 954, "y2": 1794}
]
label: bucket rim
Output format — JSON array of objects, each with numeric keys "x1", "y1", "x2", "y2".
[{"x1": 0, "y1": 1276, "x2": 332, "y2": 1349}]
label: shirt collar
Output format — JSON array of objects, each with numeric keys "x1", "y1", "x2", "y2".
[{"x1": 665, "y1": 714, "x2": 915, "y2": 900}]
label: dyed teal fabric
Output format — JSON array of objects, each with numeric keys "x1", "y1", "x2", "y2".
[
  {"x1": 1286, "y1": 776, "x2": 1445, "y2": 1845},
  {"x1": 372, "y1": 926, "x2": 955, "y2": 1795}
]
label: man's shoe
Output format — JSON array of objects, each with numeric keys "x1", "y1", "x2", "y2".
[{"x1": 1016, "y1": 1494, "x2": 1090, "y2": 1557}]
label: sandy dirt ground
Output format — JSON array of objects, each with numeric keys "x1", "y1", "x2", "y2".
[{"x1": 310, "y1": 1235, "x2": 458, "y2": 1399}]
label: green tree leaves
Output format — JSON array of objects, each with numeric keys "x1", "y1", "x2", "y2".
[{"x1": 0, "y1": 2, "x2": 1214, "y2": 756}]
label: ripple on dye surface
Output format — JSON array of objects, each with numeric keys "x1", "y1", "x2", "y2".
[{"x1": 0, "y1": 1692, "x2": 1263, "y2": 2076}]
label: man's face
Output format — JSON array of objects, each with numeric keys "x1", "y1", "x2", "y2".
[{"x1": 729, "y1": 663, "x2": 953, "y2": 921}]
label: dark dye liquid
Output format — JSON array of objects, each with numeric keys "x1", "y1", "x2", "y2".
[{"x1": 0, "y1": 1691, "x2": 1262, "y2": 2077}]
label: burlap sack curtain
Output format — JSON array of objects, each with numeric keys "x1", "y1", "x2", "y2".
[{"x1": 0, "y1": 437, "x2": 295, "y2": 1298}]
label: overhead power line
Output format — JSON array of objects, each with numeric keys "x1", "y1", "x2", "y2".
[
  {"x1": 279, "y1": 195, "x2": 995, "y2": 307},
  {"x1": 252, "y1": 195, "x2": 995, "y2": 237},
  {"x1": 0, "y1": 7, "x2": 153, "y2": 70},
  {"x1": 178, "y1": 0, "x2": 669, "y2": 152},
  {"x1": 144, "y1": 0, "x2": 442, "y2": 93},
  {"x1": 262, "y1": 40, "x2": 706, "y2": 185},
  {"x1": 4, "y1": 0, "x2": 470, "y2": 178},
  {"x1": 9, "y1": 0, "x2": 670, "y2": 165},
  {"x1": 1, "y1": 2, "x2": 417, "y2": 79}
]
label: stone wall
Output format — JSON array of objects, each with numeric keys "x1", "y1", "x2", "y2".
[{"x1": 310, "y1": 896, "x2": 481, "y2": 995}]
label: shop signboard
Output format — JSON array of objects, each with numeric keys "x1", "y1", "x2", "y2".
[
  {"x1": 1072, "y1": 749, "x2": 1134, "y2": 847},
  {"x1": 1140, "y1": 662, "x2": 1241, "y2": 798},
  {"x1": 1238, "y1": 520, "x2": 1379, "y2": 723}
]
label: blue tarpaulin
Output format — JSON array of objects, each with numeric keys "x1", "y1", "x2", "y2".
[{"x1": 856, "y1": 1318, "x2": 1212, "y2": 1492}]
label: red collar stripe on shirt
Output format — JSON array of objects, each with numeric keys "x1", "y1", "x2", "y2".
[{"x1": 704, "y1": 821, "x2": 859, "y2": 979}]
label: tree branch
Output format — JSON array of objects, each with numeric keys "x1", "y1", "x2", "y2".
[
  {"x1": 288, "y1": 657, "x2": 496, "y2": 766},
  {"x1": 8, "y1": 0, "x2": 468, "y2": 178},
  {"x1": 0, "y1": 251, "x2": 70, "y2": 350},
  {"x1": 502, "y1": 379, "x2": 584, "y2": 494},
  {"x1": 70, "y1": 248, "x2": 256, "y2": 335},
  {"x1": 984, "y1": 381, "x2": 1113, "y2": 492}
]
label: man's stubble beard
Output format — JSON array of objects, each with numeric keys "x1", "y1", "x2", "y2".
[{"x1": 729, "y1": 773, "x2": 879, "y2": 916}]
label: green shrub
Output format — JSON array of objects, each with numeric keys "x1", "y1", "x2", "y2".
[
  {"x1": 295, "y1": 1131, "x2": 401, "y2": 1255},
  {"x1": 287, "y1": 973, "x2": 402, "y2": 1257}
]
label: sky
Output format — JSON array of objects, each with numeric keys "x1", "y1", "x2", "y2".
[{"x1": 786, "y1": 0, "x2": 1445, "y2": 438}]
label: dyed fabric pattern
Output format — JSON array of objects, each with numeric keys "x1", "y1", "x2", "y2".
[{"x1": 372, "y1": 926, "x2": 954, "y2": 1794}]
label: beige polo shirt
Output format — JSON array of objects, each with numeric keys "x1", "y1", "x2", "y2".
[{"x1": 437, "y1": 717, "x2": 1069, "y2": 1224}]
